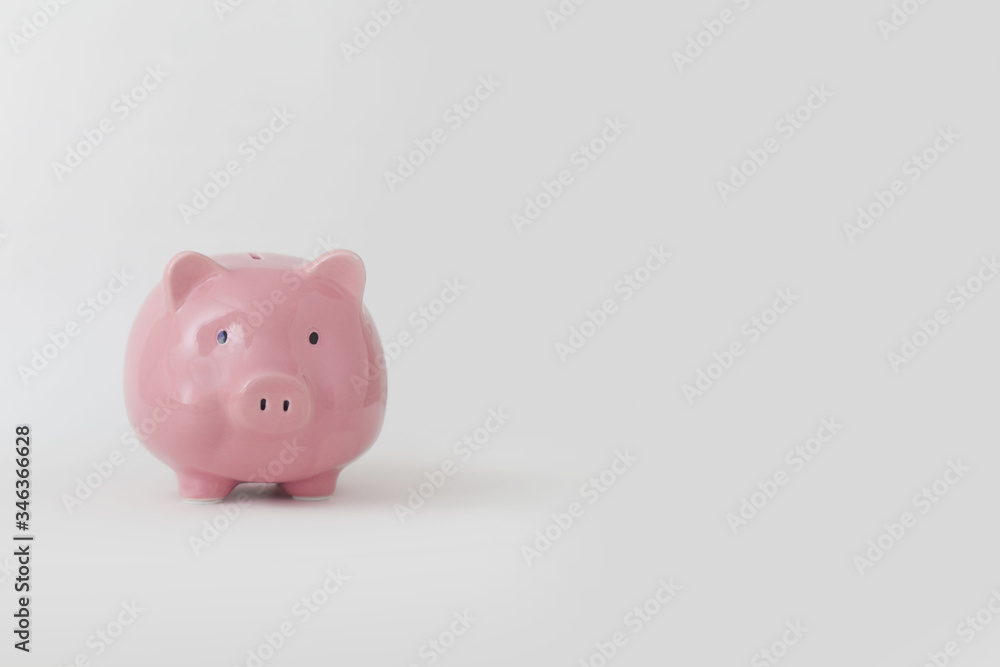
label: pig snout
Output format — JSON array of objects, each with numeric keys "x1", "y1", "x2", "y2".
[{"x1": 233, "y1": 374, "x2": 311, "y2": 434}]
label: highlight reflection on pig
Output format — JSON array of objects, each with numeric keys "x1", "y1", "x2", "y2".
[{"x1": 124, "y1": 250, "x2": 387, "y2": 503}]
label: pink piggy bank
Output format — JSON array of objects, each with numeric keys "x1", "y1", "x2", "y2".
[{"x1": 124, "y1": 250, "x2": 387, "y2": 503}]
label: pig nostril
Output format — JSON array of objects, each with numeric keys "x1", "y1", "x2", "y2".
[
  {"x1": 283, "y1": 400, "x2": 290, "y2": 411},
  {"x1": 260, "y1": 398, "x2": 266, "y2": 411}
]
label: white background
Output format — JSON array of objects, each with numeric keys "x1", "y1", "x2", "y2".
[{"x1": 2, "y1": 0, "x2": 1000, "y2": 665}]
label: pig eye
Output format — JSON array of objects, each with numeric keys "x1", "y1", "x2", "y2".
[
  {"x1": 217, "y1": 330, "x2": 228, "y2": 345},
  {"x1": 309, "y1": 331, "x2": 319, "y2": 345}
]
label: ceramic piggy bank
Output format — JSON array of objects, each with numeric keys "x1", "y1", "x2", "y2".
[{"x1": 124, "y1": 250, "x2": 387, "y2": 503}]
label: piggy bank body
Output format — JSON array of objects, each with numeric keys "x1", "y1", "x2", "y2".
[{"x1": 124, "y1": 250, "x2": 387, "y2": 502}]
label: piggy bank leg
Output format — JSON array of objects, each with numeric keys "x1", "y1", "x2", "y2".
[
  {"x1": 177, "y1": 470, "x2": 238, "y2": 503},
  {"x1": 282, "y1": 469, "x2": 342, "y2": 500}
]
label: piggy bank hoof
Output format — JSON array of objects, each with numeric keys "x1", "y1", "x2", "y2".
[
  {"x1": 177, "y1": 471, "x2": 237, "y2": 503},
  {"x1": 282, "y1": 470, "x2": 341, "y2": 500}
]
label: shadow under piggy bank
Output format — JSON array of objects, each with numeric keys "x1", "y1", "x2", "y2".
[{"x1": 196, "y1": 459, "x2": 557, "y2": 513}]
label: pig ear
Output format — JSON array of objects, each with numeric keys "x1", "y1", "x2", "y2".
[
  {"x1": 304, "y1": 250, "x2": 366, "y2": 300},
  {"x1": 163, "y1": 251, "x2": 227, "y2": 311}
]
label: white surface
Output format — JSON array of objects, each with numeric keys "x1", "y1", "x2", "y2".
[{"x1": 1, "y1": 0, "x2": 1000, "y2": 665}]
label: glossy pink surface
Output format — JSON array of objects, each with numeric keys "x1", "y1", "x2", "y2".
[{"x1": 123, "y1": 250, "x2": 387, "y2": 502}]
